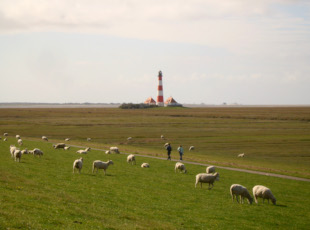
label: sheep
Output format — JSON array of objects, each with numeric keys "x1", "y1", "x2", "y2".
[
  {"x1": 109, "y1": 147, "x2": 120, "y2": 154},
  {"x1": 76, "y1": 147, "x2": 91, "y2": 154},
  {"x1": 230, "y1": 184, "x2": 253, "y2": 204},
  {"x1": 42, "y1": 136, "x2": 48, "y2": 141},
  {"x1": 92, "y1": 160, "x2": 114, "y2": 175},
  {"x1": 238, "y1": 153, "x2": 245, "y2": 157},
  {"x1": 21, "y1": 148, "x2": 28, "y2": 155},
  {"x1": 253, "y1": 185, "x2": 276, "y2": 205},
  {"x1": 53, "y1": 143, "x2": 66, "y2": 149},
  {"x1": 141, "y1": 163, "x2": 150, "y2": 168},
  {"x1": 13, "y1": 150, "x2": 22, "y2": 162},
  {"x1": 16, "y1": 135, "x2": 21, "y2": 139},
  {"x1": 127, "y1": 154, "x2": 136, "y2": 165},
  {"x1": 65, "y1": 138, "x2": 70, "y2": 141},
  {"x1": 105, "y1": 150, "x2": 111, "y2": 154},
  {"x1": 87, "y1": 138, "x2": 91, "y2": 141},
  {"x1": 31, "y1": 148, "x2": 43, "y2": 157},
  {"x1": 189, "y1": 146, "x2": 195, "y2": 151},
  {"x1": 206, "y1": 166, "x2": 216, "y2": 174},
  {"x1": 127, "y1": 137, "x2": 132, "y2": 140},
  {"x1": 4, "y1": 137, "x2": 7, "y2": 141},
  {"x1": 64, "y1": 146, "x2": 71, "y2": 150},
  {"x1": 73, "y1": 157, "x2": 83, "y2": 174},
  {"x1": 161, "y1": 135, "x2": 165, "y2": 139},
  {"x1": 195, "y1": 172, "x2": 220, "y2": 190},
  {"x1": 4, "y1": 133, "x2": 8, "y2": 137},
  {"x1": 175, "y1": 162, "x2": 187, "y2": 173},
  {"x1": 17, "y1": 139, "x2": 23, "y2": 146},
  {"x1": 10, "y1": 145, "x2": 18, "y2": 158}
]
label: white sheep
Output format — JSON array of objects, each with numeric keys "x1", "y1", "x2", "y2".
[
  {"x1": 238, "y1": 153, "x2": 245, "y2": 157},
  {"x1": 127, "y1": 154, "x2": 136, "y2": 165},
  {"x1": 4, "y1": 133, "x2": 8, "y2": 137},
  {"x1": 32, "y1": 148, "x2": 43, "y2": 157},
  {"x1": 76, "y1": 147, "x2": 91, "y2": 154},
  {"x1": 10, "y1": 145, "x2": 18, "y2": 158},
  {"x1": 230, "y1": 184, "x2": 253, "y2": 204},
  {"x1": 53, "y1": 143, "x2": 66, "y2": 149},
  {"x1": 64, "y1": 146, "x2": 71, "y2": 150},
  {"x1": 21, "y1": 148, "x2": 28, "y2": 155},
  {"x1": 17, "y1": 139, "x2": 23, "y2": 146},
  {"x1": 175, "y1": 162, "x2": 187, "y2": 173},
  {"x1": 109, "y1": 147, "x2": 120, "y2": 154},
  {"x1": 92, "y1": 160, "x2": 114, "y2": 175},
  {"x1": 73, "y1": 157, "x2": 83, "y2": 173},
  {"x1": 42, "y1": 136, "x2": 48, "y2": 141},
  {"x1": 127, "y1": 137, "x2": 132, "y2": 140},
  {"x1": 65, "y1": 138, "x2": 70, "y2": 141},
  {"x1": 253, "y1": 185, "x2": 276, "y2": 205},
  {"x1": 87, "y1": 138, "x2": 91, "y2": 141},
  {"x1": 105, "y1": 150, "x2": 111, "y2": 154},
  {"x1": 16, "y1": 135, "x2": 21, "y2": 139},
  {"x1": 161, "y1": 135, "x2": 165, "y2": 139},
  {"x1": 13, "y1": 149, "x2": 22, "y2": 162},
  {"x1": 195, "y1": 172, "x2": 220, "y2": 190},
  {"x1": 189, "y1": 146, "x2": 195, "y2": 151},
  {"x1": 141, "y1": 163, "x2": 150, "y2": 168},
  {"x1": 4, "y1": 138, "x2": 7, "y2": 141},
  {"x1": 206, "y1": 166, "x2": 216, "y2": 174}
]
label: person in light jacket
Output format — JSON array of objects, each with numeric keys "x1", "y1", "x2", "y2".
[{"x1": 177, "y1": 145, "x2": 184, "y2": 161}]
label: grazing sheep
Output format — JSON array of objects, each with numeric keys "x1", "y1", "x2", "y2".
[
  {"x1": 195, "y1": 172, "x2": 220, "y2": 190},
  {"x1": 73, "y1": 157, "x2": 83, "y2": 174},
  {"x1": 253, "y1": 185, "x2": 276, "y2": 205},
  {"x1": 4, "y1": 133, "x2": 8, "y2": 137},
  {"x1": 76, "y1": 147, "x2": 91, "y2": 154},
  {"x1": 4, "y1": 138, "x2": 7, "y2": 141},
  {"x1": 230, "y1": 184, "x2": 253, "y2": 204},
  {"x1": 127, "y1": 154, "x2": 136, "y2": 165},
  {"x1": 64, "y1": 146, "x2": 71, "y2": 150},
  {"x1": 238, "y1": 153, "x2": 245, "y2": 157},
  {"x1": 141, "y1": 163, "x2": 150, "y2": 168},
  {"x1": 16, "y1": 135, "x2": 21, "y2": 139},
  {"x1": 13, "y1": 150, "x2": 22, "y2": 162},
  {"x1": 21, "y1": 148, "x2": 28, "y2": 155},
  {"x1": 92, "y1": 160, "x2": 114, "y2": 175},
  {"x1": 53, "y1": 143, "x2": 66, "y2": 149},
  {"x1": 109, "y1": 147, "x2": 120, "y2": 154},
  {"x1": 65, "y1": 138, "x2": 70, "y2": 141},
  {"x1": 127, "y1": 137, "x2": 132, "y2": 140},
  {"x1": 161, "y1": 135, "x2": 165, "y2": 139},
  {"x1": 206, "y1": 166, "x2": 216, "y2": 174},
  {"x1": 175, "y1": 162, "x2": 187, "y2": 173},
  {"x1": 10, "y1": 145, "x2": 18, "y2": 158},
  {"x1": 105, "y1": 150, "x2": 111, "y2": 154},
  {"x1": 189, "y1": 146, "x2": 195, "y2": 151},
  {"x1": 87, "y1": 138, "x2": 91, "y2": 141},
  {"x1": 42, "y1": 136, "x2": 48, "y2": 141},
  {"x1": 32, "y1": 148, "x2": 43, "y2": 157},
  {"x1": 17, "y1": 139, "x2": 23, "y2": 146}
]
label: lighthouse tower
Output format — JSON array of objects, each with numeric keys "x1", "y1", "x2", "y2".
[{"x1": 156, "y1": 71, "x2": 164, "y2": 106}]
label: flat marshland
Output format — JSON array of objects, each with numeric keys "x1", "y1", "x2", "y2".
[{"x1": 0, "y1": 107, "x2": 310, "y2": 229}]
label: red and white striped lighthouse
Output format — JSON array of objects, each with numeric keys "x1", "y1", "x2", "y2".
[{"x1": 156, "y1": 71, "x2": 164, "y2": 106}]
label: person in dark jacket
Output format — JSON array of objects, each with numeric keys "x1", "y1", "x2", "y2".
[{"x1": 166, "y1": 143, "x2": 172, "y2": 160}]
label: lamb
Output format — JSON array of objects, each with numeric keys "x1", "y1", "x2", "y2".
[
  {"x1": 175, "y1": 162, "x2": 187, "y2": 173},
  {"x1": 21, "y1": 148, "x2": 28, "y2": 155},
  {"x1": 73, "y1": 157, "x2": 83, "y2": 174},
  {"x1": 141, "y1": 163, "x2": 150, "y2": 168},
  {"x1": 195, "y1": 172, "x2": 220, "y2": 190},
  {"x1": 42, "y1": 136, "x2": 48, "y2": 141},
  {"x1": 31, "y1": 148, "x2": 43, "y2": 157},
  {"x1": 253, "y1": 185, "x2": 276, "y2": 205},
  {"x1": 92, "y1": 160, "x2": 114, "y2": 175},
  {"x1": 64, "y1": 146, "x2": 71, "y2": 150},
  {"x1": 76, "y1": 147, "x2": 91, "y2": 154},
  {"x1": 16, "y1": 135, "x2": 21, "y2": 139},
  {"x1": 189, "y1": 146, "x2": 195, "y2": 151},
  {"x1": 13, "y1": 149, "x2": 22, "y2": 162},
  {"x1": 206, "y1": 166, "x2": 216, "y2": 174},
  {"x1": 230, "y1": 184, "x2": 253, "y2": 204},
  {"x1": 17, "y1": 139, "x2": 23, "y2": 146},
  {"x1": 4, "y1": 133, "x2": 8, "y2": 136},
  {"x1": 127, "y1": 154, "x2": 136, "y2": 165},
  {"x1": 53, "y1": 143, "x2": 66, "y2": 149},
  {"x1": 238, "y1": 153, "x2": 245, "y2": 157}
]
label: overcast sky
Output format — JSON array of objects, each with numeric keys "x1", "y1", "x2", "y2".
[{"x1": 0, "y1": 0, "x2": 309, "y2": 104}]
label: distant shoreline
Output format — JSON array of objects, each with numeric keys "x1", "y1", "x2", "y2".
[{"x1": 0, "y1": 103, "x2": 309, "y2": 108}]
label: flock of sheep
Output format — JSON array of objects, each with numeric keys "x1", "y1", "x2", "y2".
[{"x1": 3, "y1": 132, "x2": 276, "y2": 205}]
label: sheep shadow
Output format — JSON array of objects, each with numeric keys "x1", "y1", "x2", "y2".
[{"x1": 276, "y1": 204, "x2": 287, "y2": 208}]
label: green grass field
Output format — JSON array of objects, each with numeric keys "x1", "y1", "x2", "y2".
[{"x1": 1, "y1": 107, "x2": 310, "y2": 229}]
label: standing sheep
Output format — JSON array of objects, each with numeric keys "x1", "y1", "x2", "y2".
[
  {"x1": 189, "y1": 146, "x2": 195, "y2": 151},
  {"x1": 230, "y1": 184, "x2": 253, "y2": 204},
  {"x1": 206, "y1": 166, "x2": 216, "y2": 174},
  {"x1": 16, "y1": 135, "x2": 21, "y2": 139},
  {"x1": 238, "y1": 153, "x2": 245, "y2": 157},
  {"x1": 109, "y1": 147, "x2": 120, "y2": 154},
  {"x1": 65, "y1": 138, "x2": 70, "y2": 141},
  {"x1": 76, "y1": 147, "x2": 91, "y2": 154},
  {"x1": 195, "y1": 172, "x2": 220, "y2": 190},
  {"x1": 4, "y1": 138, "x2": 7, "y2": 141},
  {"x1": 13, "y1": 150, "x2": 22, "y2": 162},
  {"x1": 4, "y1": 133, "x2": 8, "y2": 137},
  {"x1": 17, "y1": 139, "x2": 23, "y2": 146},
  {"x1": 53, "y1": 143, "x2": 66, "y2": 149},
  {"x1": 73, "y1": 157, "x2": 83, "y2": 174},
  {"x1": 42, "y1": 136, "x2": 48, "y2": 141},
  {"x1": 21, "y1": 148, "x2": 28, "y2": 155},
  {"x1": 10, "y1": 145, "x2": 18, "y2": 158},
  {"x1": 31, "y1": 148, "x2": 43, "y2": 157},
  {"x1": 253, "y1": 185, "x2": 276, "y2": 205},
  {"x1": 87, "y1": 138, "x2": 91, "y2": 141},
  {"x1": 92, "y1": 160, "x2": 114, "y2": 175},
  {"x1": 127, "y1": 154, "x2": 136, "y2": 165},
  {"x1": 175, "y1": 162, "x2": 187, "y2": 173},
  {"x1": 141, "y1": 163, "x2": 150, "y2": 168}
]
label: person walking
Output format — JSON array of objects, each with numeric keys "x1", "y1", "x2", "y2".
[
  {"x1": 177, "y1": 145, "x2": 184, "y2": 161},
  {"x1": 166, "y1": 143, "x2": 172, "y2": 160}
]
